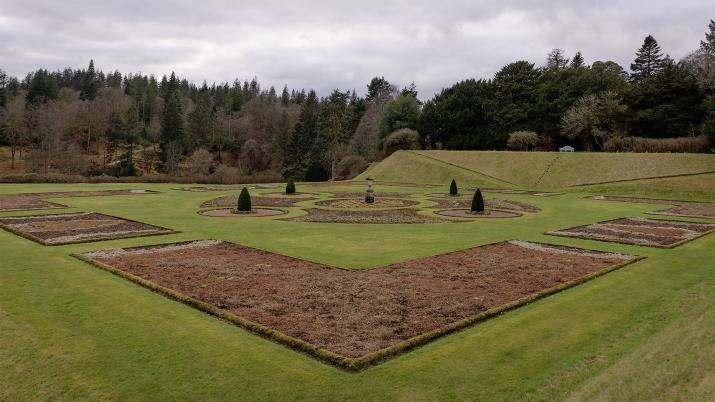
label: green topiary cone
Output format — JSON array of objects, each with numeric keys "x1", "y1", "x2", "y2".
[
  {"x1": 449, "y1": 179, "x2": 459, "y2": 196},
  {"x1": 286, "y1": 179, "x2": 296, "y2": 194},
  {"x1": 471, "y1": 188, "x2": 484, "y2": 213},
  {"x1": 237, "y1": 187, "x2": 252, "y2": 212}
]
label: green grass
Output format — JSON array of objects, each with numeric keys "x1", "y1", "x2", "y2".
[
  {"x1": 356, "y1": 151, "x2": 515, "y2": 189},
  {"x1": 361, "y1": 150, "x2": 715, "y2": 199},
  {"x1": 1, "y1": 181, "x2": 714, "y2": 400}
]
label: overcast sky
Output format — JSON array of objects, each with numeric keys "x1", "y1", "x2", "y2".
[{"x1": 1, "y1": 0, "x2": 712, "y2": 99}]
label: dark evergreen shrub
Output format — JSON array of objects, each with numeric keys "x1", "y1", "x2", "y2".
[
  {"x1": 304, "y1": 162, "x2": 329, "y2": 182},
  {"x1": 449, "y1": 179, "x2": 458, "y2": 195},
  {"x1": 237, "y1": 187, "x2": 252, "y2": 212},
  {"x1": 286, "y1": 179, "x2": 296, "y2": 194},
  {"x1": 471, "y1": 188, "x2": 484, "y2": 213}
]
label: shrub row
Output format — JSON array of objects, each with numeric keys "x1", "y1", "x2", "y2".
[
  {"x1": 0, "y1": 172, "x2": 284, "y2": 184},
  {"x1": 603, "y1": 135, "x2": 711, "y2": 153}
]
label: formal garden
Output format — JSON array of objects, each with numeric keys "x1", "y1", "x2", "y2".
[{"x1": 1, "y1": 173, "x2": 714, "y2": 398}]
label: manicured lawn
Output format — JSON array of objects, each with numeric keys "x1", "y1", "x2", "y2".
[{"x1": 1, "y1": 181, "x2": 714, "y2": 400}]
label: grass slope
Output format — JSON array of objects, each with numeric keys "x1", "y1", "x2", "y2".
[
  {"x1": 355, "y1": 151, "x2": 514, "y2": 189},
  {"x1": 367, "y1": 150, "x2": 715, "y2": 199},
  {"x1": 415, "y1": 150, "x2": 559, "y2": 187},
  {"x1": 0, "y1": 182, "x2": 713, "y2": 400}
]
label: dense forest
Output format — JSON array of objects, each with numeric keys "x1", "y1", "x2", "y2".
[{"x1": 1, "y1": 21, "x2": 714, "y2": 181}]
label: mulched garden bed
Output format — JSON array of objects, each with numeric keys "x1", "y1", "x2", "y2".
[
  {"x1": 284, "y1": 208, "x2": 455, "y2": 224},
  {"x1": 548, "y1": 216, "x2": 715, "y2": 248},
  {"x1": 428, "y1": 198, "x2": 540, "y2": 212},
  {"x1": 78, "y1": 240, "x2": 637, "y2": 366},
  {"x1": 314, "y1": 198, "x2": 419, "y2": 209},
  {"x1": 436, "y1": 209, "x2": 521, "y2": 218},
  {"x1": 0, "y1": 212, "x2": 174, "y2": 245},
  {"x1": 587, "y1": 195, "x2": 715, "y2": 219},
  {"x1": 201, "y1": 195, "x2": 313, "y2": 208},
  {"x1": 0, "y1": 189, "x2": 157, "y2": 212},
  {"x1": 200, "y1": 208, "x2": 286, "y2": 218},
  {"x1": 260, "y1": 192, "x2": 317, "y2": 198},
  {"x1": 328, "y1": 191, "x2": 412, "y2": 198}
]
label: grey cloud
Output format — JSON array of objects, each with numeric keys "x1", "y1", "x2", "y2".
[{"x1": 0, "y1": 0, "x2": 711, "y2": 98}]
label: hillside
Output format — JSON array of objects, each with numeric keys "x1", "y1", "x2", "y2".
[{"x1": 362, "y1": 150, "x2": 715, "y2": 199}]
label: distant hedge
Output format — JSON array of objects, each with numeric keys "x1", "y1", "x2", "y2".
[{"x1": 603, "y1": 136, "x2": 711, "y2": 153}]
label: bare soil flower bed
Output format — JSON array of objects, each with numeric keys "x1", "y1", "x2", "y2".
[
  {"x1": 0, "y1": 189, "x2": 157, "y2": 212},
  {"x1": 314, "y1": 198, "x2": 419, "y2": 209},
  {"x1": 588, "y1": 195, "x2": 715, "y2": 219},
  {"x1": 201, "y1": 195, "x2": 313, "y2": 208},
  {"x1": 436, "y1": 209, "x2": 521, "y2": 218},
  {"x1": 285, "y1": 208, "x2": 455, "y2": 224},
  {"x1": 329, "y1": 191, "x2": 412, "y2": 198},
  {"x1": 200, "y1": 208, "x2": 286, "y2": 218},
  {"x1": 260, "y1": 192, "x2": 317, "y2": 198},
  {"x1": 176, "y1": 186, "x2": 252, "y2": 192},
  {"x1": 79, "y1": 240, "x2": 636, "y2": 361},
  {"x1": 0, "y1": 212, "x2": 174, "y2": 245},
  {"x1": 548, "y1": 216, "x2": 715, "y2": 247},
  {"x1": 429, "y1": 198, "x2": 540, "y2": 212}
]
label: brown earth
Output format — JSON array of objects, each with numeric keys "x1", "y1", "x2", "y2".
[
  {"x1": 314, "y1": 198, "x2": 419, "y2": 208},
  {"x1": 429, "y1": 198, "x2": 540, "y2": 212},
  {"x1": 549, "y1": 217, "x2": 715, "y2": 247},
  {"x1": 86, "y1": 240, "x2": 634, "y2": 358},
  {"x1": 200, "y1": 208, "x2": 286, "y2": 218},
  {"x1": 0, "y1": 212, "x2": 173, "y2": 244},
  {"x1": 435, "y1": 209, "x2": 521, "y2": 218},
  {"x1": 284, "y1": 208, "x2": 455, "y2": 224},
  {"x1": 587, "y1": 195, "x2": 715, "y2": 219},
  {"x1": 329, "y1": 192, "x2": 412, "y2": 198},
  {"x1": 201, "y1": 195, "x2": 313, "y2": 208},
  {"x1": 0, "y1": 189, "x2": 156, "y2": 212}
]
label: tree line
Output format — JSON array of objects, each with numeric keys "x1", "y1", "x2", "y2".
[{"x1": 1, "y1": 21, "x2": 714, "y2": 181}]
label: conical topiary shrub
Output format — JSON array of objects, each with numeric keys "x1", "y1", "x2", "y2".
[
  {"x1": 286, "y1": 179, "x2": 296, "y2": 194},
  {"x1": 471, "y1": 188, "x2": 485, "y2": 213},
  {"x1": 449, "y1": 179, "x2": 459, "y2": 196},
  {"x1": 236, "y1": 187, "x2": 252, "y2": 212}
]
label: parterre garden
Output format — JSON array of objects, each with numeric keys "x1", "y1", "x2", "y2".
[{"x1": 1, "y1": 157, "x2": 715, "y2": 399}]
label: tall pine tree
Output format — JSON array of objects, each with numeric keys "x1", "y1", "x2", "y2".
[
  {"x1": 700, "y1": 19, "x2": 715, "y2": 52},
  {"x1": 159, "y1": 72, "x2": 184, "y2": 173},
  {"x1": 283, "y1": 90, "x2": 319, "y2": 179},
  {"x1": 570, "y1": 51, "x2": 585, "y2": 68},
  {"x1": 630, "y1": 35, "x2": 665, "y2": 82},
  {"x1": 79, "y1": 60, "x2": 99, "y2": 101}
]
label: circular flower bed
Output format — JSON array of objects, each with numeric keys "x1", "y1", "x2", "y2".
[
  {"x1": 435, "y1": 209, "x2": 521, "y2": 218},
  {"x1": 315, "y1": 198, "x2": 419, "y2": 209},
  {"x1": 200, "y1": 208, "x2": 287, "y2": 218},
  {"x1": 260, "y1": 192, "x2": 317, "y2": 198}
]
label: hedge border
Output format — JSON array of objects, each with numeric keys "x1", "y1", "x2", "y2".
[
  {"x1": 546, "y1": 216, "x2": 715, "y2": 249},
  {"x1": 0, "y1": 211, "x2": 177, "y2": 246},
  {"x1": 72, "y1": 239, "x2": 642, "y2": 372}
]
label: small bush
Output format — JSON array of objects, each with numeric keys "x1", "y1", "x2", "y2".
[
  {"x1": 383, "y1": 128, "x2": 420, "y2": 156},
  {"x1": 335, "y1": 155, "x2": 368, "y2": 180},
  {"x1": 304, "y1": 162, "x2": 329, "y2": 182},
  {"x1": 286, "y1": 179, "x2": 296, "y2": 194},
  {"x1": 471, "y1": 189, "x2": 484, "y2": 213},
  {"x1": 449, "y1": 179, "x2": 458, "y2": 195},
  {"x1": 507, "y1": 131, "x2": 540, "y2": 151},
  {"x1": 237, "y1": 187, "x2": 252, "y2": 212},
  {"x1": 603, "y1": 136, "x2": 710, "y2": 153}
]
